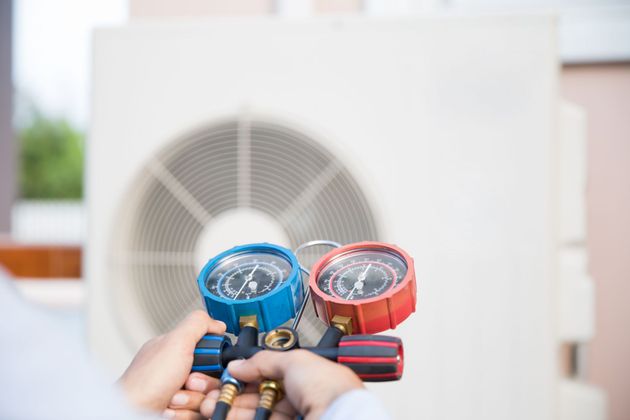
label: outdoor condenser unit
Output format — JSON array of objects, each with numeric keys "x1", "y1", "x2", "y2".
[{"x1": 88, "y1": 16, "x2": 601, "y2": 419}]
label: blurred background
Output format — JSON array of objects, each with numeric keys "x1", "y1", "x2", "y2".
[{"x1": 0, "y1": 1, "x2": 629, "y2": 419}]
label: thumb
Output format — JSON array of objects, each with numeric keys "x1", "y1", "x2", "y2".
[
  {"x1": 172, "y1": 310, "x2": 227, "y2": 343},
  {"x1": 227, "y1": 350, "x2": 290, "y2": 383}
]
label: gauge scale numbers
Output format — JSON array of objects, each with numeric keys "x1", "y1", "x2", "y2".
[
  {"x1": 317, "y1": 250, "x2": 408, "y2": 301},
  {"x1": 205, "y1": 252, "x2": 292, "y2": 300}
]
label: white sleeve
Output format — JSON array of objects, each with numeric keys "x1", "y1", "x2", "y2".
[
  {"x1": 321, "y1": 389, "x2": 391, "y2": 420},
  {"x1": 0, "y1": 270, "x2": 157, "y2": 420}
]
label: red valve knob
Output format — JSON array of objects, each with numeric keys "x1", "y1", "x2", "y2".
[{"x1": 336, "y1": 335, "x2": 404, "y2": 381}]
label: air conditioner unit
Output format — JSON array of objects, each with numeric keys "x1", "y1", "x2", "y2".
[{"x1": 89, "y1": 16, "x2": 571, "y2": 419}]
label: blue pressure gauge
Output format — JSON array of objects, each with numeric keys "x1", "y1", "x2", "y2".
[{"x1": 197, "y1": 243, "x2": 304, "y2": 334}]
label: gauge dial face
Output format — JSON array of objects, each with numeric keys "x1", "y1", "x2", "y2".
[
  {"x1": 316, "y1": 249, "x2": 408, "y2": 301},
  {"x1": 205, "y1": 251, "x2": 292, "y2": 300}
]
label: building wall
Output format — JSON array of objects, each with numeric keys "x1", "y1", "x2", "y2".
[{"x1": 561, "y1": 63, "x2": 630, "y2": 420}]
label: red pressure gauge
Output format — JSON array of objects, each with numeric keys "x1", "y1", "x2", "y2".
[{"x1": 310, "y1": 242, "x2": 417, "y2": 334}]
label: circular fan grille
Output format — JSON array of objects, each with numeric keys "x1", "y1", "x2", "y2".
[{"x1": 111, "y1": 117, "x2": 380, "y2": 348}]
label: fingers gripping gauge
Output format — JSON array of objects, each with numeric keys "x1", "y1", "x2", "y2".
[
  {"x1": 197, "y1": 243, "x2": 303, "y2": 334},
  {"x1": 310, "y1": 242, "x2": 417, "y2": 334}
]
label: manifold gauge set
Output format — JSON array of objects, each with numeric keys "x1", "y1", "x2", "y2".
[{"x1": 191, "y1": 241, "x2": 417, "y2": 420}]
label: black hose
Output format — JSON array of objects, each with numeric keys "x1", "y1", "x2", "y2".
[
  {"x1": 237, "y1": 325, "x2": 258, "y2": 348},
  {"x1": 253, "y1": 407, "x2": 272, "y2": 420},
  {"x1": 317, "y1": 325, "x2": 344, "y2": 348},
  {"x1": 211, "y1": 401, "x2": 231, "y2": 420}
]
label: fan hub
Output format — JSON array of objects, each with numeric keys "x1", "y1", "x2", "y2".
[{"x1": 194, "y1": 208, "x2": 290, "y2": 272}]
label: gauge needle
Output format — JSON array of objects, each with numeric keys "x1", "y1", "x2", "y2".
[
  {"x1": 234, "y1": 264, "x2": 259, "y2": 299},
  {"x1": 358, "y1": 264, "x2": 372, "y2": 282},
  {"x1": 348, "y1": 264, "x2": 371, "y2": 300},
  {"x1": 347, "y1": 283, "x2": 359, "y2": 300}
]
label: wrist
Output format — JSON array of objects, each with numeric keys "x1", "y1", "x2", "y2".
[
  {"x1": 304, "y1": 379, "x2": 364, "y2": 419},
  {"x1": 117, "y1": 375, "x2": 162, "y2": 412}
]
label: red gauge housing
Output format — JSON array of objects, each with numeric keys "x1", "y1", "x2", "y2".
[{"x1": 309, "y1": 242, "x2": 417, "y2": 334}]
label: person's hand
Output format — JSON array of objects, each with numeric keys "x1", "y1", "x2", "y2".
[
  {"x1": 163, "y1": 372, "x2": 219, "y2": 420},
  {"x1": 200, "y1": 349, "x2": 364, "y2": 419},
  {"x1": 118, "y1": 310, "x2": 226, "y2": 413}
]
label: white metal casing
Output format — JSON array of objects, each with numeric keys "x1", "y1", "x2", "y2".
[{"x1": 89, "y1": 16, "x2": 561, "y2": 419}]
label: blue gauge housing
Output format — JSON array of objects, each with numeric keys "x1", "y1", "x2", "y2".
[{"x1": 197, "y1": 243, "x2": 303, "y2": 334}]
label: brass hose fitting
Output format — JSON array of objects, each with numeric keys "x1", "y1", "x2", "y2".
[
  {"x1": 262, "y1": 327, "x2": 299, "y2": 351},
  {"x1": 217, "y1": 382, "x2": 239, "y2": 405},
  {"x1": 258, "y1": 380, "x2": 283, "y2": 409},
  {"x1": 331, "y1": 315, "x2": 353, "y2": 335},
  {"x1": 239, "y1": 314, "x2": 259, "y2": 329},
  {"x1": 211, "y1": 370, "x2": 244, "y2": 420},
  {"x1": 253, "y1": 380, "x2": 283, "y2": 420}
]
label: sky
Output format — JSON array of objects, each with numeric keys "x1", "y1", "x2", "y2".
[{"x1": 13, "y1": 0, "x2": 127, "y2": 129}]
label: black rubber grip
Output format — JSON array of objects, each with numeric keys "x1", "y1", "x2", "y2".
[
  {"x1": 337, "y1": 335, "x2": 403, "y2": 382},
  {"x1": 317, "y1": 325, "x2": 345, "y2": 348},
  {"x1": 237, "y1": 325, "x2": 259, "y2": 348},
  {"x1": 192, "y1": 334, "x2": 232, "y2": 378}
]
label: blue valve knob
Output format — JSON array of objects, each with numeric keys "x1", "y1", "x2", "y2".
[{"x1": 191, "y1": 334, "x2": 232, "y2": 377}]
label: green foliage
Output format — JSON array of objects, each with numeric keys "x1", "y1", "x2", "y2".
[{"x1": 19, "y1": 114, "x2": 84, "y2": 199}]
